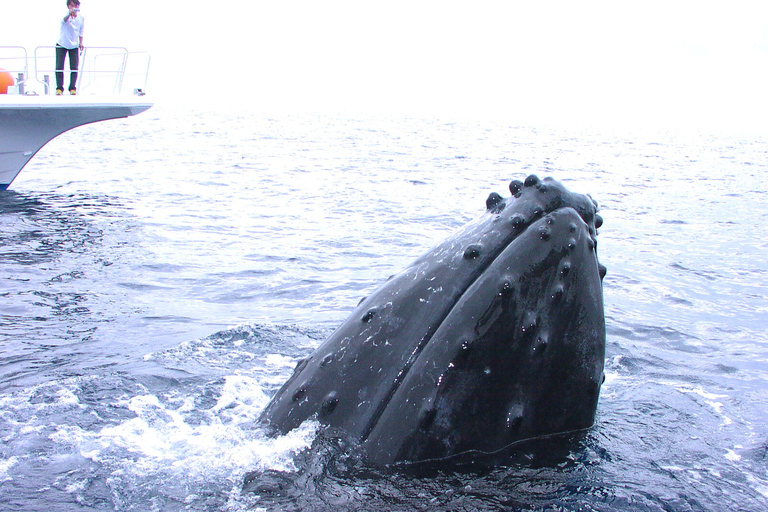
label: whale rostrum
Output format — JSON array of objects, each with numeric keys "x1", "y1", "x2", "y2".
[{"x1": 259, "y1": 175, "x2": 606, "y2": 466}]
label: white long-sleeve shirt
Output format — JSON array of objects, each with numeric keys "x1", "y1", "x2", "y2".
[{"x1": 58, "y1": 13, "x2": 85, "y2": 49}]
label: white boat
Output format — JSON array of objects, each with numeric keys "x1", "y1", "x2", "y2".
[{"x1": 0, "y1": 46, "x2": 153, "y2": 190}]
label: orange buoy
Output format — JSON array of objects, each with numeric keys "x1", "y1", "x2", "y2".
[{"x1": 0, "y1": 68, "x2": 14, "y2": 94}]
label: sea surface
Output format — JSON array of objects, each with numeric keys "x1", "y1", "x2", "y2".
[{"x1": 1, "y1": 106, "x2": 767, "y2": 511}]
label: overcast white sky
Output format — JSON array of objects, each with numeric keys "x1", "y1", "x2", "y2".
[{"x1": 4, "y1": 1, "x2": 768, "y2": 131}]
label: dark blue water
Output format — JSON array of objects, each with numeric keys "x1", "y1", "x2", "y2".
[{"x1": 1, "y1": 107, "x2": 767, "y2": 511}]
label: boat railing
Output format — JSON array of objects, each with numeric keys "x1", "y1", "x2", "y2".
[
  {"x1": 0, "y1": 46, "x2": 30, "y2": 94},
  {"x1": 0, "y1": 45, "x2": 150, "y2": 96},
  {"x1": 34, "y1": 46, "x2": 151, "y2": 96}
]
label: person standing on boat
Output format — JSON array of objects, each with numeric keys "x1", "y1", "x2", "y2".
[{"x1": 55, "y1": 0, "x2": 85, "y2": 95}]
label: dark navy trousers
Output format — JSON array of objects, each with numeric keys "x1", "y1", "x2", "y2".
[{"x1": 55, "y1": 45, "x2": 79, "y2": 91}]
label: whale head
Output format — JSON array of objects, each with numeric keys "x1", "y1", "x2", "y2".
[{"x1": 259, "y1": 175, "x2": 606, "y2": 466}]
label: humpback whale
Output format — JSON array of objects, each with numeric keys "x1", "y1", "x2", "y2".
[{"x1": 259, "y1": 175, "x2": 606, "y2": 466}]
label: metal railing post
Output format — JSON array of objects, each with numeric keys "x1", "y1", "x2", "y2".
[
  {"x1": 117, "y1": 51, "x2": 128, "y2": 94},
  {"x1": 76, "y1": 46, "x2": 86, "y2": 92}
]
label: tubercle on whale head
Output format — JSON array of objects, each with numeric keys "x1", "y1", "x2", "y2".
[{"x1": 486, "y1": 175, "x2": 603, "y2": 246}]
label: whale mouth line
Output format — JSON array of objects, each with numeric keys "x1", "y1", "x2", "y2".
[{"x1": 388, "y1": 425, "x2": 592, "y2": 468}]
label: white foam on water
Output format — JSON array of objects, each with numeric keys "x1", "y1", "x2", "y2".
[
  {"x1": 0, "y1": 456, "x2": 19, "y2": 482},
  {"x1": 660, "y1": 465, "x2": 685, "y2": 472},
  {"x1": 747, "y1": 473, "x2": 768, "y2": 499},
  {"x1": 73, "y1": 378, "x2": 311, "y2": 474},
  {"x1": 217, "y1": 375, "x2": 269, "y2": 420},
  {"x1": 264, "y1": 353, "x2": 298, "y2": 369},
  {"x1": 51, "y1": 385, "x2": 83, "y2": 408},
  {"x1": 64, "y1": 478, "x2": 89, "y2": 494},
  {"x1": 144, "y1": 336, "x2": 259, "y2": 369},
  {"x1": 262, "y1": 353, "x2": 302, "y2": 386},
  {"x1": 706, "y1": 400, "x2": 733, "y2": 425},
  {"x1": 51, "y1": 375, "x2": 318, "y2": 475},
  {"x1": 29, "y1": 372, "x2": 321, "y2": 510},
  {"x1": 668, "y1": 383, "x2": 734, "y2": 425},
  {"x1": 602, "y1": 370, "x2": 620, "y2": 387},
  {"x1": 0, "y1": 327, "x2": 326, "y2": 509},
  {"x1": 675, "y1": 385, "x2": 727, "y2": 401},
  {"x1": 596, "y1": 369, "x2": 621, "y2": 399}
]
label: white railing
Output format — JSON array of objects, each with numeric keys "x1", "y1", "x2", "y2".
[
  {"x1": 0, "y1": 46, "x2": 30, "y2": 94},
  {"x1": 0, "y1": 45, "x2": 150, "y2": 96}
]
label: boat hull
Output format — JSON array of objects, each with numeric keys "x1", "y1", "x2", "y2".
[{"x1": 0, "y1": 96, "x2": 152, "y2": 189}]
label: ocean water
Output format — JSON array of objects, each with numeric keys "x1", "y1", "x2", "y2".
[{"x1": 1, "y1": 106, "x2": 767, "y2": 511}]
